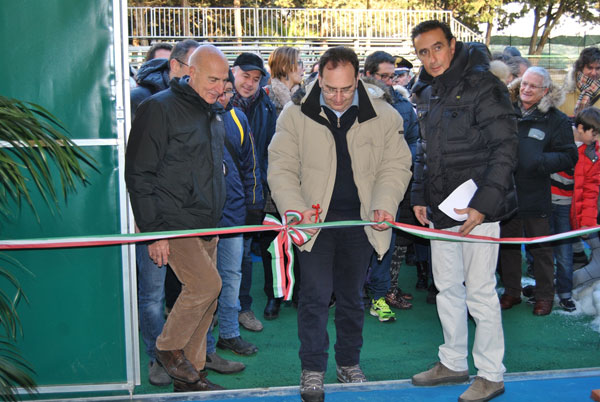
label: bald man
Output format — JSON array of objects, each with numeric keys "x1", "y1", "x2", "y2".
[{"x1": 126, "y1": 45, "x2": 230, "y2": 392}]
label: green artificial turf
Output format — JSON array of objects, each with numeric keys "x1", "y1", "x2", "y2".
[{"x1": 133, "y1": 259, "x2": 599, "y2": 396}]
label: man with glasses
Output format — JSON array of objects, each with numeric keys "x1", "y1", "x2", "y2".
[
  {"x1": 499, "y1": 67, "x2": 577, "y2": 316},
  {"x1": 130, "y1": 39, "x2": 200, "y2": 117},
  {"x1": 362, "y1": 50, "x2": 420, "y2": 319},
  {"x1": 268, "y1": 46, "x2": 412, "y2": 402},
  {"x1": 409, "y1": 20, "x2": 517, "y2": 402},
  {"x1": 128, "y1": 38, "x2": 200, "y2": 387},
  {"x1": 202, "y1": 70, "x2": 263, "y2": 370}
]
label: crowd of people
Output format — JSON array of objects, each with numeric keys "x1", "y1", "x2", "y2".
[{"x1": 124, "y1": 19, "x2": 600, "y2": 402}]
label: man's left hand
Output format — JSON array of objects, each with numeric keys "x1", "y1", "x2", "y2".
[
  {"x1": 372, "y1": 209, "x2": 394, "y2": 231},
  {"x1": 455, "y1": 207, "x2": 485, "y2": 236}
]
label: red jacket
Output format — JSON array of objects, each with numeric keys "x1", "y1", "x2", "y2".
[{"x1": 571, "y1": 142, "x2": 600, "y2": 229}]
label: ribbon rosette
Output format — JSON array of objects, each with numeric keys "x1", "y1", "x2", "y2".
[{"x1": 264, "y1": 210, "x2": 312, "y2": 301}]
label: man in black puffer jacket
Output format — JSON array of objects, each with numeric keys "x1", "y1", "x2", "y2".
[
  {"x1": 126, "y1": 45, "x2": 229, "y2": 392},
  {"x1": 409, "y1": 20, "x2": 518, "y2": 402}
]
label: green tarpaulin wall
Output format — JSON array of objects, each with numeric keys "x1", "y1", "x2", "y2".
[{"x1": 0, "y1": 0, "x2": 135, "y2": 394}]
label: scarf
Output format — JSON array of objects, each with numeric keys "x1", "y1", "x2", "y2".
[
  {"x1": 575, "y1": 71, "x2": 600, "y2": 115},
  {"x1": 269, "y1": 78, "x2": 298, "y2": 116},
  {"x1": 231, "y1": 88, "x2": 261, "y2": 114}
]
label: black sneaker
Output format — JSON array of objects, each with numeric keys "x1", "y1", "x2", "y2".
[
  {"x1": 216, "y1": 336, "x2": 258, "y2": 356},
  {"x1": 559, "y1": 298, "x2": 576, "y2": 312},
  {"x1": 526, "y1": 296, "x2": 536, "y2": 305}
]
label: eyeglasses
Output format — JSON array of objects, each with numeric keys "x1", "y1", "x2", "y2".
[
  {"x1": 220, "y1": 89, "x2": 235, "y2": 97},
  {"x1": 321, "y1": 85, "x2": 355, "y2": 98},
  {"x1": 520, "y1": 81, "x2": 546, "y2": 90},
  {"x1": 176, "y1": 59, "x2": 189, "y2": 67},
  {"x1": 373, "y1": 72, "x2": 394, "y2": 81}
]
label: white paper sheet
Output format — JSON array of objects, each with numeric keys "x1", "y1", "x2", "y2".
[{"x1": 438, "y1": 179, "x2": 478, "y2": 221}]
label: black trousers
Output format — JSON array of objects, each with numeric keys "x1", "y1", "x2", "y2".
[
  {"x1": 499, "y1": 216, "x2": 555, "y2": 300},
  {"x1": 296, "y1": 224, "x2": 372, "y2": 372}
]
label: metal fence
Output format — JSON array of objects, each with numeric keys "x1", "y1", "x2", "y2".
[{"x1": 128, "y1": 7, "x2": 482, "y2": 43}]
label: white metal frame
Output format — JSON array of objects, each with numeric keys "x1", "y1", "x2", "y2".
[{"x1": 17, "y1": 0, "x2": 139, "y2": 396}]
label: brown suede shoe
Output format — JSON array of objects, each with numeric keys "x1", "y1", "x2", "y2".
[
  {"x1": 412, "y1": 362, "x2": 469, "y2": 386},
  {"x1": 173, "y1": 372, "x2": 225, "y2": 392},
  {"x1": 533, "y1": 299, "x2": 553, "y2": 316},
  {"x1": 458, "y1": 376, "x2": 504, "y2": 402},
  {"x1": 499, "y1": 294, "x2": 521, "y2": 310},
  {"x1": 154, "y1": 347, "x2": 200, "y2": 384}
]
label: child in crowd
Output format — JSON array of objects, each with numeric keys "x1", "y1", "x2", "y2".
[{"x1": 550, "y1": 106, "x2": 600, "y2": 311}]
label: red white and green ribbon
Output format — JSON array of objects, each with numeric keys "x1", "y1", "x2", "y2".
[
  {"x1": 2, "y1": 212, "x2": 600, "y2": 302},
  {"x1": 264, "y1": 211, "x2": 311, "y2": 301}
]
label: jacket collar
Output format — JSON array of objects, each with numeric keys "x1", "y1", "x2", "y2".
[
  {"x1": 171, "y1": 76, "x2": 218, "y2": 112},
  {"x1": 508, "y1": 77, "x2": 566, "y2": 114},
  {"x1": 415, "y1": 41, "x2": 490, "y2": 92},
  {"x1": 300, "y1": 79, "x2": 377, "y2": 126}
]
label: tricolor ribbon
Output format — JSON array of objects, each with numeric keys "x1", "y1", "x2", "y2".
[
  {"x1": 2, "y1": 213, "x2": 600, "y2": 303},
  {"x1": 264, "y1": 211, "x2": 311, "y2": 301}
]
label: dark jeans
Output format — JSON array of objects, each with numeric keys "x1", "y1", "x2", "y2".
[
  {"x1": 297, "y1": 224, "x2": 372, "y2": 372},
  {"x1": 367, "y1": 228, "x2": 396, "y2": 299},
  {"x1": 239, "y1": 234, "x2": 254, "y2": 312},
  {"x1": 550, "y1": 203, "x2": 574, "y2": 299},
  {"x1": 500, "y1": 216, "x2": 554, "y2": 300}
]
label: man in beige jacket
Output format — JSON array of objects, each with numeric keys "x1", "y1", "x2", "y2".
[{"x1": 267, "y1": 46, "x2": 412, "y2": 402}]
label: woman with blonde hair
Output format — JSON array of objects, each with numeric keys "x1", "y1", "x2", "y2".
[{"x1": 267, "y1": 46, "x2": 305, "y2": 116}]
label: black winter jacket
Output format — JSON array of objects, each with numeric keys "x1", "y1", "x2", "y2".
[
  {"x1": 130, "y1": 58, "x2": 170, "y2": 117},
  {"x1": 507, "y1": 79, "x2": 578, "y2": 217},
  {"x1": 411, "y1": 42, "x2": 519, "y2": 229},
  {"x1": 125, "y1": 77, "x2": 226, "y2": 232}
]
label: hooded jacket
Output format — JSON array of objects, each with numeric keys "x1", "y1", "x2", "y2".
[
  {"x1": 125, "y1": 76, "x2": 226, "y2": 232},
  {"x1": 268, "y1": 79, "x2": 413, "y2": 256},
  {"x1": 411, "y1": 41, "x2": 519, "y2": 229},
  {"x1": 130, "y1": 58, "x2": 171, "y2": 116},
  {"x1": 508, "y1": 78, "x2": 578, "y2": 217},
  {"x1": 571, "y1": 142, "x2": 600, "y2": 229},
  {"x1": 362, "y1": 76, "x2": 419, "y2": 159}
]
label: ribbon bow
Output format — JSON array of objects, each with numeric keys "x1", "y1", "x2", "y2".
[{"x1": 263, "y1": 211, "x2": 312, "y2": 301}]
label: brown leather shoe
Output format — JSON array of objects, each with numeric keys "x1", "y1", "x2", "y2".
[
  {"x1": 499, "y1": 294, "x2": 521, "y2": 310},
  {"x1": 533, "y1": 299, "x2": 553, "y2": 316},
  {"x1": 173, "y1": 372, "x2": 225, "y2": 392},
  {"x1": 154, "y1": 347, "x2": 200, "y2": 384}
]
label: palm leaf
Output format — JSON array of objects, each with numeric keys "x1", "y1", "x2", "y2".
[
  {"x1": 0, "y1": 96, "x2": 96, "y2": 399},
  {"x1": 0, "y1": 255, "x2": 35, "y2": 400},
  {"x1": 0, "y1": 96, "x2": 96, "y2": 218}
]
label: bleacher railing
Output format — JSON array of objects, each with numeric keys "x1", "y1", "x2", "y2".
[{"x1": 128, "y1": 7, "x2": 483, "y2": 43}]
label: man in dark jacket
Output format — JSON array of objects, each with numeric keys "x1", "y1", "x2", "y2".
[
  {"x1": 499, "y1": 67, "x2": 578, "y2": 316},
  {"x1": 409, "y1": 20, "x2": 518, "y2": 402},
  {"x1": 125, "y1": 45, "x2": 229, "y2": 392},
  {"x1": 130, "y1": 39, "x2": 200, "y2": 117},
  {"x1": 231, "y1": 53, "x2": 280, "y2": 325},
  {"x1": 129, "y1": 38, "x2": 201, "y2": 387},
  {"x1": 204, "y1": 72, "x2": 264, "y2": 364}
]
